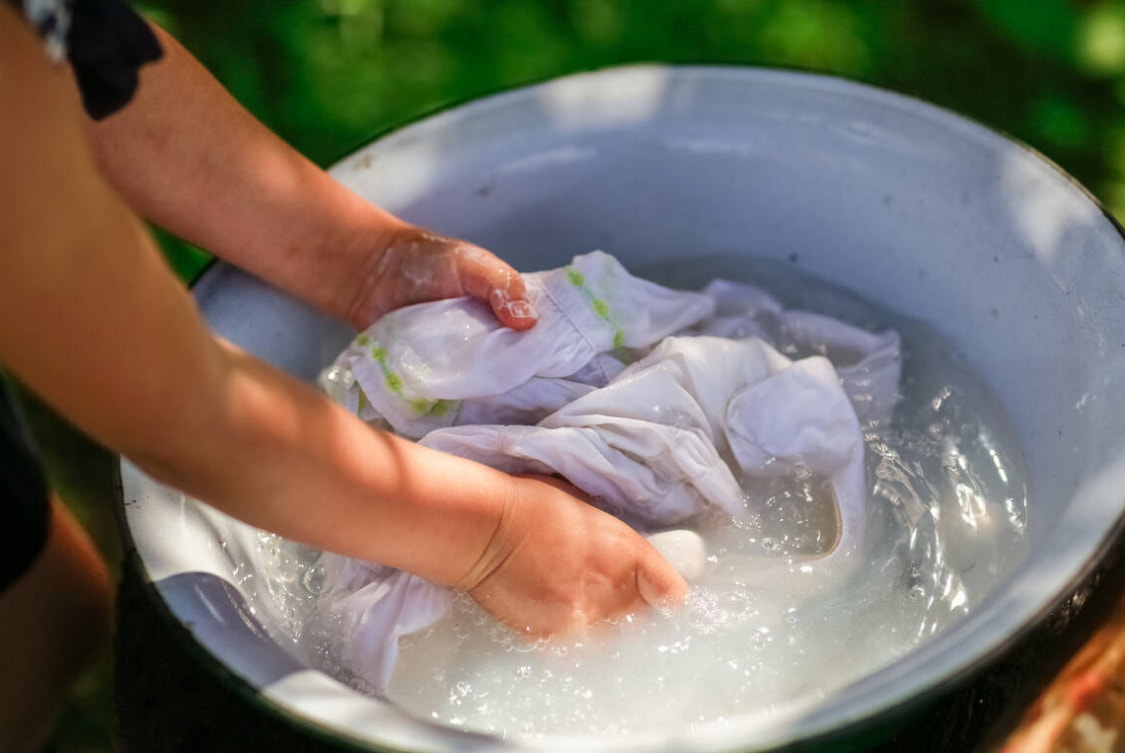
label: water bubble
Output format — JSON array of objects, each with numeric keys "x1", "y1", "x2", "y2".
[{"x1": 301, "y1": 565, "x2": 326, "y2": 595}]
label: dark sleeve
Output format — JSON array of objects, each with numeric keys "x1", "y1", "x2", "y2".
[
  {"x1": 66, "y1": 0, "x2": 163, "y2": 120},
  {"x1": 0, "y1": 381, "x2": 51, "y2": 593}
]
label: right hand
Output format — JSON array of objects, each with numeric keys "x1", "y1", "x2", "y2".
[
  {"x1": 457, "y1": 475, "x2": 689, "y2": 638},
  {"x1": 344, "y1": 224, "x2": 539, "y2": 332}
]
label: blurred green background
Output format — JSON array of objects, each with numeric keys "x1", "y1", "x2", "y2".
[
  {"x1": 138, "y1": 0, "x2": 1125, "y2": 280},
  {"x1": 38, "y1": 0, "x2": 1125, "y2": 750}
]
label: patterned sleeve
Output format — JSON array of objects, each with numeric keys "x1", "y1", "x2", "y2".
[
  {"x1": 20, "y1": 0, "x2": 72, "y2": 61},
  {"x1": 12, "y1": 0, "x2": 163, "y2": 120}
]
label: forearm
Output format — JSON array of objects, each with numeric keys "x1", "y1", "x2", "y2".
[
  {"x1": 153, "y1": 341, "x2": 510, "y2": 585},
  {"x1": 1, "y1": 11, "x2": 503, "y2": 585},
  {"x1": 80, "y1": 25, "x2": 401, "y2": 322},
  {"x1": 3, "y1": 6, "x2": 682, "y2": 636},
  {"x1": 81, "y1": 24, "x2": 541, "y2": 333},
  {"x1": 3, "y1": 192, "x2": 506, "y2": 584},
  {"x1": 0, "y1": 170, "x2": 503, "y2": 585}
]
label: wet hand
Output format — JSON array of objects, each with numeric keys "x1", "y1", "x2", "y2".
[
  {"x1": 346, "y1": 225, "x2": 539, "y2": 331},
  {"x1": 458, "y1": 475, "x2": 689, "y2": 638}
]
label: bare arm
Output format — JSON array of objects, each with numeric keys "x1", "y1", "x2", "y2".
[
  {"x1": 80, "y1": 25, "x2": 536, "y2": 332},
  {"x1": 0, "y1": 7, "x2": 508, "y2": 586},
  {"x1": 0, "y1": 7, "x2": 684, "y2": 634}
]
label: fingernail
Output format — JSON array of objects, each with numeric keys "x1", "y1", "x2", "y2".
[
  {"x1": 637, "y1": 569, "x2": 688, "y2": 613},
  {"x1": 637, "y1": 570, "x2": 664, "y2": 607},
  {"x1": 508, "y1": 299, "x2": 538, "y2": 320}
]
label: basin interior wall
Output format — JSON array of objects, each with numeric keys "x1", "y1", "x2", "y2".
[{"x1": 124, "y1": 67, "x2": 1125, "y2": 753}]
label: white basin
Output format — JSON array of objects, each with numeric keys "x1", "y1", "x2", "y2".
[{"x1": 120, "y1": 65, "x2": 1125, "y2": 752}]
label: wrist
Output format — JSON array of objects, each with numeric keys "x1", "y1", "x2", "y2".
[
  {"x1": 339, "y1": 219, "x2": 422, "y2": 330},
  {"x1": 449, "y1": 474, "x2": 527, "y2": 592}
]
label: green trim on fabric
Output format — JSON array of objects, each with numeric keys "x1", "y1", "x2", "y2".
[
  {"x1": 356, "y1": 337, "x2": 460, "y2": 417},
  {"x1": 565, "y1": 265, "x2": 632, "y2": 364}
]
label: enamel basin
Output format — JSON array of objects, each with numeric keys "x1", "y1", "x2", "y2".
[{"x1": 120, "y1": 65, "x2": 1125, "y2": 752}]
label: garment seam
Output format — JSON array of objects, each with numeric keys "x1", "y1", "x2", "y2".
[{"x1": 536, "y1": 283, "x2": 608, "y2": 382}]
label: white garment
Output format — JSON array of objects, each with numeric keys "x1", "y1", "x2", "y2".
[
  {"x1": 311, "y1": 559, "x2": 452, "y2": 693},
  {"x1": 695, "y1": 279, "x2": 901, "y2": 428},
  {"x1": 312, "y1": 252, "x2": 900, "y2": 692},
  {"x1": 330, "y1": 251, "x2": 715, "y2": 439}
]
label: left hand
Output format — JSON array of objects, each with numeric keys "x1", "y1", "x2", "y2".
[
  {"x1": 457, "y1": 475, "x2": 690, "y2": 638},
  {"x1": 345, "y1": 225, "x2": 539, "y2": 332}
]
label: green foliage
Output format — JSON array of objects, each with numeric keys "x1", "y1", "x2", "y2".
[
  {"x1": 974, "y1": 0, "x2": 1079, "y2": 61},
  {"x1": 151, "y1": 227, "x2": 212, "y2": 283},
  {"x1": 133, "y1": 0, "x2": 1125, "y2": 283}
]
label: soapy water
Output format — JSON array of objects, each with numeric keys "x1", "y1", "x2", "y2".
[{"x1": 249, "y1": 255, "x2": 1028, "y2": 738}]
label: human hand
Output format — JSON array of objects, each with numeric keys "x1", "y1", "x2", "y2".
[
  {"x1": 345, "y1": 224, "x2": 539, "y2": 332},
  {"x1": 457, "y1": 475, "x2": 689, "y2": 638}
]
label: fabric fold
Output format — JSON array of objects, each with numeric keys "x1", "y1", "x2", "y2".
[{"x1": 311, "y1": 251, "x2": 901, "y2": 692}]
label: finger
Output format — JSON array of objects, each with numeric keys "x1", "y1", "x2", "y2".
[
  {"x1": 644, "y1": 529, "x2": 707, "y2": 582},
  {"x1": 636, "y1": 550, "x2": 690, "y2": 610},
  {"x1": 453, "y1": 244, "x2": 539, "y2": 331}
]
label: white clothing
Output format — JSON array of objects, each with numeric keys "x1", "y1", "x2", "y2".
[
  {"x1": 696, "y1": 279, "x2": 901, "y2": 427},
  {"x1": 330, "y1": 251, "x2": 714, "y2": 439},
  {"x1": 312, "y1": 252, "x2": 900, "y2": 692},
  {"x1": 310, "y1": 558, "x2": 452, "y2": 692}
]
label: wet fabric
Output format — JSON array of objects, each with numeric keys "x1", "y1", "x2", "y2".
[
  {"x1": 312, "y1": 252, "x2": 901, "y2": 692},
  {"x1": 324, "y1": 251, "x2": 716, "y2": 440},
  {"x1": 0, "y1": 379, "x2": 51, "y2": 593}
]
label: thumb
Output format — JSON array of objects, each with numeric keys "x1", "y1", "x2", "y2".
[
  {"x1": 636, "y1": 551, "x2": 689, "y2": 609},
  {"x1": 454, "y1": 244, "x2": 539, "y2": 331}
]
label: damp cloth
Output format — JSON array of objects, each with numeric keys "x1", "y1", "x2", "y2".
[{"x1": 312, "y1": 251, "x2": 901, "y2": 692}]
